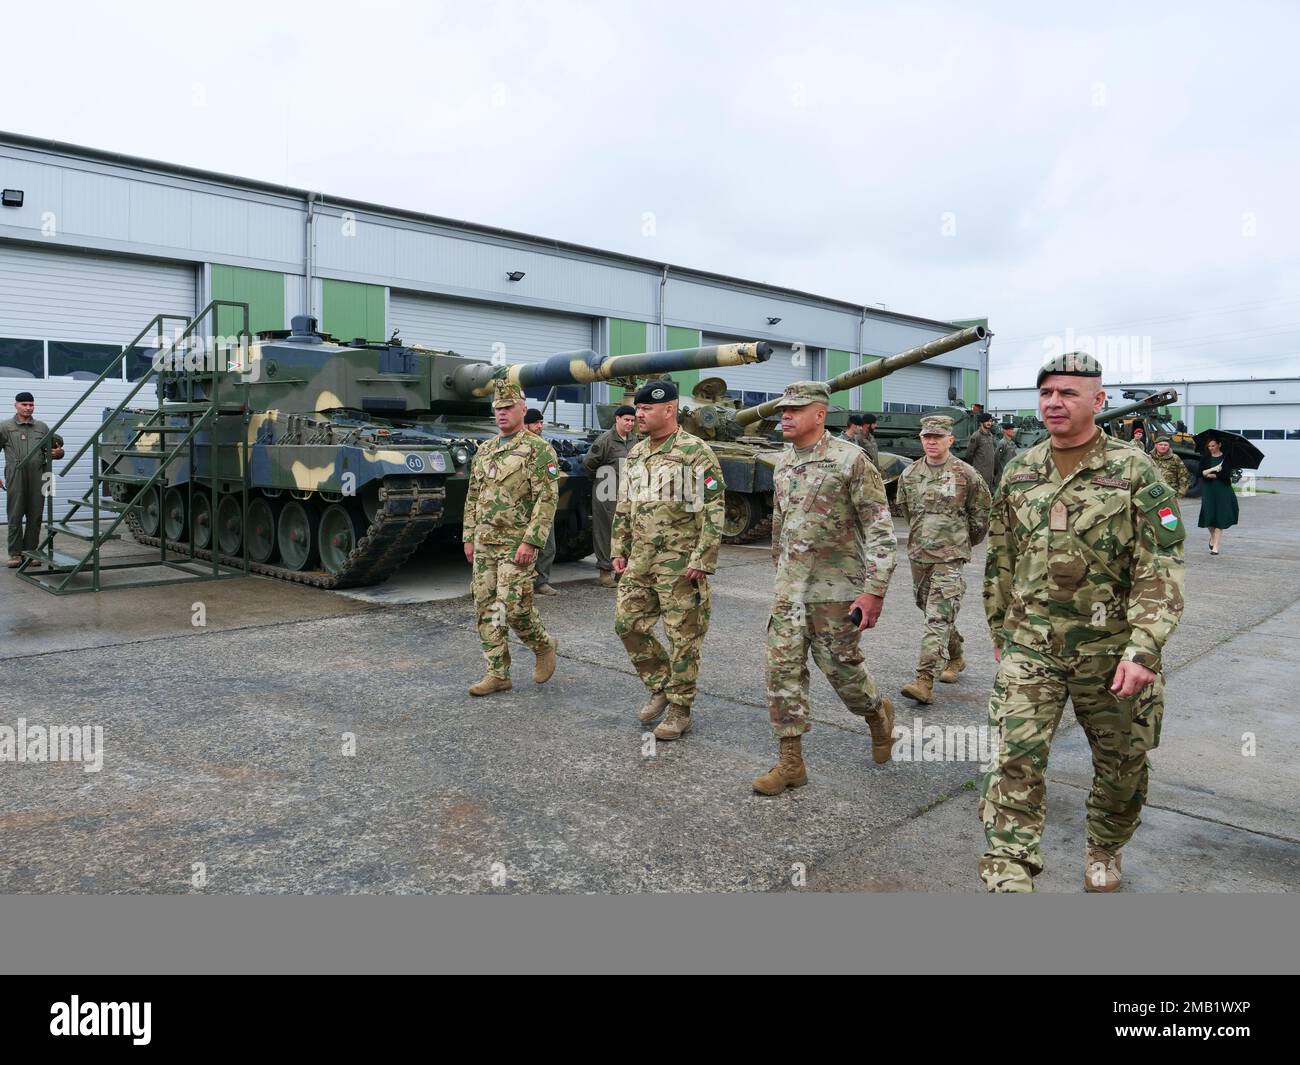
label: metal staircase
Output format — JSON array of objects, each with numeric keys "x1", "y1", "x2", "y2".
[{"x1": 10, "y1": 301, "x2": 252, "y2": 593}]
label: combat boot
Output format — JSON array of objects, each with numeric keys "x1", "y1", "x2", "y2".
[
  {"x1": 866, "y1": 697, "x2": 895, "y2": 764},
  {"x1": 536, "y1": 583, "x2": 560, "y2": 596},
  {"x1": 468, "y1": 674, "x2": 513, "y2": 697},
  {"x1": 938, "y1": 657, "x2": 966, "y2": 684},
  {"x1": 597, "y1": 569, "x2": 616, "y2": 588},
  {"x1": 1084, "y1": 843, "x2": 1123, "y2": 892},
  {"x1": 653, "y1": 704, "x2": 692, "y2": 741},
  {"x1": 637, "y1": 691, "x2": 669, "y2": 724},
  {"x1": 533, "y1": 640, "x2": 557, "y2": 684},
  {"x1": 901, "y1": 674, "x2": 934, "y2": 705},
  {"x1": 752, "y1": 736, "x2": 808, "y2": 796}
]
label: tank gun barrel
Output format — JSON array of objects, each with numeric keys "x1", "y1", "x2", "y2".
[
  {"x1": 1095, "y1": 388, "x2": 1179, "y2": 424},
  {"x1": 450, "y1": 342, "x2": 772, "y2": 399},
  {"x1": 734, "y1": 325, "x2": 988, "y2": 426}
]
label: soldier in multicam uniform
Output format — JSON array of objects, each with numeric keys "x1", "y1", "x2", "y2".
[
  {"x1": 612, "y1": 380, "x2": 725, "y2": 741},
  {"x1": 896, "y1": 415, "x2": 992, "y2": 706},
  {"x1": 752, "y1": 382, "x2": 898, "y2": 796},
  {"x1": 462, "y1": 381, "x2": 560, "y2": 696},
  {"x1": 993, "y1": 422, "x2": 1018, "y2": 486},
  {"x1": 1150, "y1": 433, "x2": 1190, "y2": 498},
  {"x1": 981, "y1": 352, "x2": 1185, "y2": 893},
  {"x1": 966, "y1": 411, "x2": 997, "y2": 489}
]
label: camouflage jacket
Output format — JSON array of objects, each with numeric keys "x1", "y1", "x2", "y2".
[
  {"x1": 612, "y1": 427, "x2": 725, "y2": 576},
  {"x1": 771, "y1": 431, "x2": 897, "y2": 602},
  {"x1": 463, "y1": 430, "x2": 560, "y2": 550},
  {"x1": 859, "y1": 432, "x2": 879, "y2": 469},
  {"x1": 966, "y1": 428, "x2": 996, "y2": 485},
  {"x1": 984, "y1": 430, "x2": 1186, "y2": 671},
  {"x1": 896, "y1": 454, "x2": 992, "y2": 563},
  {"x1": 993, "y1": 435, "x2": 1017, "y2": 484},
  {"x1": 1151, "y1": 451, "x2": 1191, "y2": 498}
]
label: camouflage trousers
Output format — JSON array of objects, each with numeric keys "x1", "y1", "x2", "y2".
[
  {"x1": 472, "y1": 544, "x2": 555, "y2": 679},
  {"x1": 910, "y1": 561, "x2": 965, "y2": 679},
  {"x1": 615, "y1": 571, "x2": 710, "y2": 709},
  {"x1": 979, "y1": 645, "x2": 1164, "y2": 892},
  {"x1": 766, "y1": 598, "x2": 885, "y2": 738}
]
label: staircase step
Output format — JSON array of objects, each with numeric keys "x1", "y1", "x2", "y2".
[
  {"x1": 23, "y1": 547, "x2": 91, "y2": 571},
  {"x1": 98, "y1": 472, "x2": 153, "y2": 484},
  {"x1": 115, "y1": 449, "x2": 174, "y2": 459},
  {"x1": 130, "y1": 424, "x2": 201, "y2": 433},
  {"x1": 49, "y1": 523, "x2": 121, "y2": 542}
]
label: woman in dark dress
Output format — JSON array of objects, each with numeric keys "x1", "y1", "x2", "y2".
[{"x1": 1197, "y1": 436, "x2": 1238, "y2": 555}]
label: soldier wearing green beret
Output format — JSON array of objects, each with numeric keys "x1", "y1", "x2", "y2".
[
  {"x1": 980, "y1": 352, "x2": 1186, "y2": 893},
  {"x1": 1150, "y1": 434, "x2": 1190, "y2": 498},
  {"x1": 462, "y1": 380, "x2": 560, "y2": 696}
]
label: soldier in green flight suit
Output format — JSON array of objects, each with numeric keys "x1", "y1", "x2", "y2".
[{"x1": 1, "y1": 391, "x2": 65, "y2": 567}]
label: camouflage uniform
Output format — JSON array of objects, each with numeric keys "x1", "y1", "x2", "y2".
[
  {"x1": 859, "y1": 431, "x2": 880, "y2": 470},
  {"x1": 768, "y1": 422, "x2": 897, "y2": 737},
  {"x1": 966, "y1": 425, "x2": 997, "y2": 488},
  {"x1": 994, "y1": 433, "x2": 1017, "y2": 486},
  {"x1": 612, "y1": 426, "x2": 724, "y2": 713},
  {"x1": 1150, "y1": 445, "x2": 1191, "y2": 499},
  {"x1": 0, "y1": 415, "x2": 63, "y2": 559},
  {"x1": 896, "y1": 429, "x2": 992, "y2": 681},
  {"x1": 463, "y1": 384, "x2": 560, "y2": 679},
  {"x1": 981, "y1": 427, "x2": 1185, "y2": 892}
]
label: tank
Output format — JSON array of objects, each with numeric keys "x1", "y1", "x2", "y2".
[
  {"x1": 630, "y1": 325, "x2": 989, "y2": 542},
  {"x1": 100, "y1": 316, "x2": 771, "y2": 587}
]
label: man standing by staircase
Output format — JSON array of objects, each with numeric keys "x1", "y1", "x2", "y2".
[{"x1": 1, "y1": 391, "x2": 64, "y2": 568}]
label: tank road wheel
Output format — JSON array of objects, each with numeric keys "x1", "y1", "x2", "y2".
[
  {"x1": 217, "y1": 495, "x2": 244, "y2": 557},
  {"x1": 722, "y1": 492, "x2": 757, "y2": 542},
  {"x1": 277, "y1": 499, "x2": 320, "y2": 571},
  {"x1": 191, "y1": 493, "x2": 213, "y2": 550},
  {"x1": 137, "y1": 486, "x2": 162, "y2": 537},
  {"x1": 162, "y1": 487, "x2": 188, "y2": 544},
  {"x1": 247, "y1": 497, "x2": 278, "y2": 564},
  {"x1": 319, "y1": 503, "x2": 366, "y2": 575}
]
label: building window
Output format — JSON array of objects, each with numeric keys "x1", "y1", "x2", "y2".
[
  {"x1": 1262, "y1": 429, "x2": 1284, "y2": 440},
  {"x1": 524, "y1": 384, "x2": 590, "y2": 407},
  {"x1": 48, "y1": 341, "x2": 121, "y2": 381},
  {"x1": 1287, "y1": 430, "x2": 1300, "y2": 440},
  {"x1": 0, "y1": 337, "x2": 43, "y2": 378},
  {"x1": 1238, "y1": 429, "x2": 1263, "y2": 439}
]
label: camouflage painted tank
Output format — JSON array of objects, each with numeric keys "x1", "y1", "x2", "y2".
[
  {"x1": 100, "y1": 316, "x2": 770, "y2": 587},
  {"x1": 657, "y1": 325, "x2": 990, "y2": 542}
]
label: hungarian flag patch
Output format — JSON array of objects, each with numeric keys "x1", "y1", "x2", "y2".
[
  {"x1": 1158, "y1": 506, "x2": 1178, "y2": 529},
  {"x1": 546, "y1": 461, "x2": 559, "y2": 478},
  {"x1": 703, "y1": 474, "x2": 719, "y2": 492}
]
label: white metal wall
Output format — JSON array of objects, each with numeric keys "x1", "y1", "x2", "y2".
[
  {"x1": 389, "y1": 291, "x2": 595, "y2": 427},
  {"x1": 882, "y1": 363, "x2": 955, "y2": 408},
  {"x1": 701, "y1": 334, "x2": 811, "y2": 401},
  {"x1": 1221, "y1": 404, "x2": 1300, "y2": 478}
]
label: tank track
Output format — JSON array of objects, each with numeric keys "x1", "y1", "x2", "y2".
[
  {"x1": 125, "y1": 475, "x2": 446, "y2": 589},
  {"x1": 722, "y1": 514, "x2": 772, "y2": 545}
]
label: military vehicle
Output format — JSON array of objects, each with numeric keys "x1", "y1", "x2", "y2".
[
  {"x1": 18, "y1": 306, "x2": 770, "y2": 593},
  {"x1": 647, "y1": 325, "x2": 989, "y2": 542}
]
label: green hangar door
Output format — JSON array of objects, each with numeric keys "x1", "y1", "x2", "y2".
[
  {"x1": 700, "y1": 334, "x2": 820, "y2": 409},
  {"x1": 0, "y1": 242, "x2": 197, "y2": 505},
  {"x1": 388, "y1": 292, "x2": 596, "y2": 427}
]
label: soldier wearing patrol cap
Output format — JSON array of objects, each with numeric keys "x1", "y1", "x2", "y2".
[
  {"x1": 966, "y1": 411, "x2": 997, "y2": 489},
  {"x1": 896, "y1": 414, "x2": 991, "y2": 705},
  {"x1": 612, "y1": 379, "x2": 725, "y2": 741},
  {"x1": 1, "y1": 390, "x2": 65, "y2": 567},
  {"x1": 752, "y1": 381, "x2": 898, "y2": 796},
  {"x1": 980, "y1": 351, "x2": 1186, "y2": 892},
  {"x1": 1150, "y1": 433, "x2": 1190, "y2": 498},
  {"x1": 461, "y1": 380, "x2": 560, "y2": 696}
]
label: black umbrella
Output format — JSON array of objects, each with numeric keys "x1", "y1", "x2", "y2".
[{"x1": 1194, "y1": 429, "x2": 1265, "y2": 471}]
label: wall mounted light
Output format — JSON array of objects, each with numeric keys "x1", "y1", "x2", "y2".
[
  {"x1": 1, "y1": 189, "x2": 23, "y2": 208},
  {"x1": 506, "y1": 270, "x2": 526, "y2": 282},
  {"x1": 766, "y1": 316, "x2": 782, "y2": 325}
]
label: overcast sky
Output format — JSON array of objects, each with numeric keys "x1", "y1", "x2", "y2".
[{"x1": 4, "y1": 0, "x2": 1297, "y2": 389}]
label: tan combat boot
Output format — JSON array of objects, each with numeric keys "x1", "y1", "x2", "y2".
[
  {"x1": 468, "y1": 674, "x2": 513, "y2": 697},
  {"x1": 938, "y1": 657, "x2": 966, "y2": 684},
  {"x1": 653, "y1": 704, "x2": 692, "y2": 741},
  {"x1": 597, "y1": 569, "x2": 616, "y2": 588},
  {"x1": 1084, "y1": 843, "x2": 1123, "y2": 892},
  {"x1": 533, "y1": 640, "x2": 558, "y2": 684},
  {"x1": 752, "y1": 736, "x2": 808, "y2": 796},
  {"x1": 901, "y1": 674, "x2": 934, "y2": 704},
  {"x1": 637, "y1": 691, "x2": 669, "y2": 724},
  {"x1": 867, "y1": 697, "x2": 895, "y2": 764}
]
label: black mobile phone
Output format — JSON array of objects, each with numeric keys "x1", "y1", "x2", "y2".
[{"x1": 849, "y1": 606, "x2": 863, "y2": 626}]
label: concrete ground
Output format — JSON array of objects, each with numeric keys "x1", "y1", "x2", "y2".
[{"x1": 1, "y1": 485, "x2": 1296, "y2": 894}]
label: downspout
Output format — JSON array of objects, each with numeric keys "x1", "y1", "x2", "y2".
[
  {"x1": 659, "y1": 264, "x2": 669, "y2": 350},
  {"x1": 856, "y1": 306, "x2": 867, "y2": 409},
  {"x1": 304, "y1": 192, "x2": 319, "y2": 321}
]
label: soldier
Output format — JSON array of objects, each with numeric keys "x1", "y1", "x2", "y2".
[
  {"x1": 981, "y1": 352, "x2": 1185, "y2": 893},
  {"x1": 1, "y1": 391, "x2": 65, "y2": 568},
  {"x1": 896, "y1": 415, "x2": 992, "y2": 705},
  {"x1": 612, "y1": 379, "x2": 724, "y2": 741},
  {"x1": 523, "y1": 408, "x2": 560, "y2": 596},
  {"x1": 752, "y1": 382, "x2": 898, "y2": 796},
  {"x1": 840, "y1": 415, "x2": 863, "y2": 446},
  {"x1": 1150, "y1": 434, "x2": 1190, "y2": 498},
  {"x1": 994, "y1": 422, "x2": 1018, "y2": 486},
  {"x1": 581, "y1": 404, "x2": 637, "y2": 588},
  {"x1": 462, "y1": 381, "x2": 560, "y2": 696},
  {"x1": 966, "y1": 411, "x2": 997, "y2": 489},
  {"x1": 858, "y1": 412, "x2": 880, "y2": 469}
]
